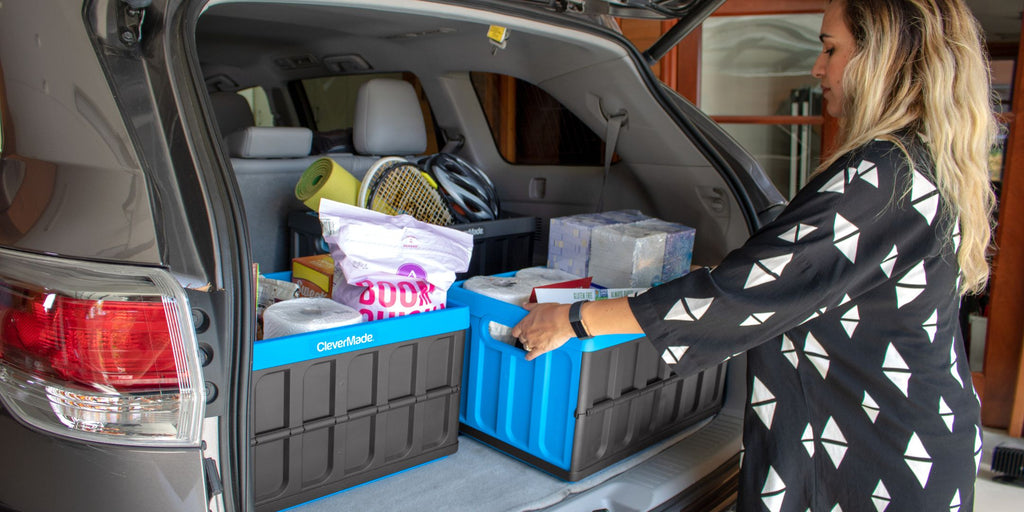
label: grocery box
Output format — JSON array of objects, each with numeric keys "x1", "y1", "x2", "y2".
[
  {"x1": 287, "y1": 210, "x2": 538, "y2": 280},
  {"x1": 449, "y1": 277, "x2": 726, "y2": 481},
  {"x1": 546, "y1": 210, "x2": 648, "y2": 278},
  {"x1": 291, "y1": 253, "x2": 335, "y2": 297},
  {"x1": 588, "y1": 218, "x2": 695, "y2": 288},
  {"x1": 250, "y1": 286, "x2": 469, "y2": 512}
]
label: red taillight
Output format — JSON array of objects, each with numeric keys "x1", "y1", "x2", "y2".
[
  {"x1": 1, "y1": 295, "x2": 179, "y2": 391},
  {"x1": 0, "y1": 248, "x2": 204, "y2": 446}
]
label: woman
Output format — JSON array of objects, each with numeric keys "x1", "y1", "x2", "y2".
[{"x1": 511, "y1": 0, "x2": 996, "y2": 510}]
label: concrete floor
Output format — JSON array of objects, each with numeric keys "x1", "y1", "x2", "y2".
[{"x1": 976, "y1": 428, "x2": 1024, "y2": 510}]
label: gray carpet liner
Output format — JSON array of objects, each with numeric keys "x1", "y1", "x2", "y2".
[{"x1": 289, "y1": 411, "x2": 742, "y2": 512}]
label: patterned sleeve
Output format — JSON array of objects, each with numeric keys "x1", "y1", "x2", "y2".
[{"x1": 629, "y1": 139, "x2": 945, "y2": 376}]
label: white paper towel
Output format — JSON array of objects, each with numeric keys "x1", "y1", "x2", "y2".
[
  {"x1": 263, "y1": 297, "x2": 363, "y2": 338},
  {"x1": 463, "y1": 276, "x2": 537, "y2": 305},
  {"x1": 464, "y1": 269, "x2": 584, "y2": 306},
  {"x1": 514, "y1": 266, "x2": 581, "y2": 282}
]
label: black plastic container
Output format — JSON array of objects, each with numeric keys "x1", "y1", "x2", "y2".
[
  {"x1": 287, "y1": 210, "x2": 538, "y2": 279},
  {"x1": 250, "y1": 306, "x2": 468, "y2": 512}
]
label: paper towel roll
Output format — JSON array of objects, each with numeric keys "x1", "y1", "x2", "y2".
[
  {"x1": 295, "y1": 158, "x2": 361, "y2": 210},
  {"x1": 463, "y1": 273, "x2": 573, "y2": 305},
  {"x1": 263, "y1": 297, "x2": 363, "y2": 338},
  {"x1": 463, "y1": 276, "x2": 537, "y2": 305},
  {"x1": 515, "y1": 266, "x2": 581, "y2": 283}
]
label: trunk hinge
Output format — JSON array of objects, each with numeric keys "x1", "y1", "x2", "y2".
[
  {"x1": 117, "y1": 0, "x2": 151, "y2": 47},
  {"x1": 563, "y1": 1, "x2": 609, "y2": 15}
]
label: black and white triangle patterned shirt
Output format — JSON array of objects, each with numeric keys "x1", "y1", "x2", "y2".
[{"x1": 629, "y1": 135, "x2": 981, "y2": 512}]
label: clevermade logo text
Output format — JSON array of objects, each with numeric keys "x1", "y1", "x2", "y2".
[{"x1": 317, "y1": 333, "x2": 374, "y2": 353}]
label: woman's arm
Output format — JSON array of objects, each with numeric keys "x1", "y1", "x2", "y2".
[{"x1": 511, "y1": 298, "x2": 643, "y2": 361}]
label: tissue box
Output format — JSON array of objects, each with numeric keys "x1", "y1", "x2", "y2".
[
  {"x1": 588, "y1": 218, "x2": 695, "y2": 288},
  {"x1": 547, "y1": 210, "x2": 648, "y2": 277},
  {"x1": 292, "y1": 254, "x2": 335, "y2": 297}
]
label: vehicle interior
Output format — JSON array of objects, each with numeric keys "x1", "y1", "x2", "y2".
[
  {"x1": 195, "y1": 0, "x2": 758, "y2": 275},
  {"x1": 192, "y1": 1, "x2": 752, "y2": 510}
]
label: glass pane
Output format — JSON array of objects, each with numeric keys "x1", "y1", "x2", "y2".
[
  {"x1": 470, "y1": 72, "x2": 604, "y2": 165},
  {"x1": 301, "y1": 73, "x2": 404, "y2": 131},
  {"x1": 700, "y1": 14, "x2": 823, "y2": 116},
  {"x1": 991, "y1": 58, "x2": 1014, "y2": 114},
  {"x1": 719, "y1": 122, "x2": 822, "y2": 200},
  {"x1": 990, "y1": 58, "x2": 1013, "y2": 183},
  {"x1": 238, "y1": 86, "x2": 274, "y2": 127}
]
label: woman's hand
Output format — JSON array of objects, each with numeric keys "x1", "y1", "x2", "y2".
[{"x1": 511, "y1": 302, "x2": 575, "y2": 361}]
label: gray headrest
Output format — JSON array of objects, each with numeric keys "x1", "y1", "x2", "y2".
[
  {"x1": 353, "y1": 79, "x2": 427, "y2": 156},
  {"x1": 210, "y1": 92, "x2": 255, "y2": 136},
  {"x1": 226, "y1": 127, "x2": 313, "y2": 158}
]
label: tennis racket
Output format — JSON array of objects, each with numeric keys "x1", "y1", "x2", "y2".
[{"x1": 358, "y1": 157, "x2": 453, "y2": 226}]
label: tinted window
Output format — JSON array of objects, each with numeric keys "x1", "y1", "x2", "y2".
[
  {"x1": 238, "y1": 86, "x2": 275, "y2": 127},
  {"x1": 470, "y1": 72, "x2": 604, "y2": 165}
]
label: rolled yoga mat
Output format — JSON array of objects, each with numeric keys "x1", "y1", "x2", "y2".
[
  {"x1": 295, "y1": 157, "x2": 361, "y2": 210},
  {"x1": 263, "y1": 297, "x2": 363, "y2": 339}
]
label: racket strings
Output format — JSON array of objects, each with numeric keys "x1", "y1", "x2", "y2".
[{"x1": 368, "y1": 163, "x2": 453, "y2": 226}]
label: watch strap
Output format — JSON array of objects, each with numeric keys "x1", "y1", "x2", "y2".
[{"x1": 569, "y1": 301, "x2": 592, "y2": 340}]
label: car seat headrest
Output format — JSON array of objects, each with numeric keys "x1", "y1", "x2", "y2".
[
  {"x1": 352, "y1": 78, "x2": 427, "y2": 156},
  {"x1": 226, "y1": 127, "x2": 313, "y2": 158},
  {"x1": 210, "y1": 91, "x2": 256, "y2": 136}
]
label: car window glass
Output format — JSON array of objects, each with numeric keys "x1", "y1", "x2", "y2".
[
  {"x1": 238, "y1": 86, "x2": 275, "y2": 127},
  {"x1": 470, "y1": 72, "x2": 604, "y2": 165}
]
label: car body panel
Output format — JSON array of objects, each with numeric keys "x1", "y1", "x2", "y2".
[{"x1": 0, "y1": 408, "x2": 208, "y2": 511}]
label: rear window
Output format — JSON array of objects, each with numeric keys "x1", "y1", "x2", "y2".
[{"x1": 470, "y1": 72, "x2": 604, "y2": 165}]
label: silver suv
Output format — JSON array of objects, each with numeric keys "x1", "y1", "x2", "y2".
[{"x1": 0, "y1": 1, "x2": 784, "y2": 510}]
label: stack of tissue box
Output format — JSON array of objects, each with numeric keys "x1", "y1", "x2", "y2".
[
  {"x1": 548, "y1": 211, "x2": 696, "y2": 288},
  {"x1": 588, "y1": 218, "x2": 695, "y2": 288},
  {"x1": 547, "y1": 210, "x2": 649, "y2": 278}
]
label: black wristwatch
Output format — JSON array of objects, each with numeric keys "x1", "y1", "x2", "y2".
[{"x1": 568, "y1": 301, "x2": 592, "y2": 340}]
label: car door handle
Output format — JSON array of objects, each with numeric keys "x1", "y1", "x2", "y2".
[{"x1": 529, "y1": 177, "x2": 546, "y2": 199}]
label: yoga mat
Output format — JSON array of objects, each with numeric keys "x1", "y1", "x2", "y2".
[{"x1": 295, "y1": 158, "x2": 361, "y2": 210}]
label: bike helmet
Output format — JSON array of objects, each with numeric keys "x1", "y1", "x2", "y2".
[{"x1": 418, "y1": 153, "x2": 500, "y2": 223}]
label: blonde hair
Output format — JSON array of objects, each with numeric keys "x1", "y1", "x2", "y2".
[{"x1": 818, "y1": 0, "x2": 997, "y2": 295}]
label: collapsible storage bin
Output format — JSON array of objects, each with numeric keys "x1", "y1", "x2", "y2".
[
  {"x1": 450, "y1": 278, "x2": 726, "y2": 481},
  {"x1": 287, "y1": 210, "x2": 538, "y2": 280},
  {"x1": 250, "y1": 286, "x2": 469, "y2": 512}
]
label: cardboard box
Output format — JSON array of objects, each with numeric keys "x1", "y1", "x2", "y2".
[{"x1": 291, "y1": 254, "x2": 335, "y2": 298}]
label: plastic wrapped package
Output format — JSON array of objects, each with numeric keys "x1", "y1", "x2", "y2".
[
  {"x1": 546, "y1": 210, "x2": 648, "y2": 277},
  {"x1": 588, "y1": 219, "x2": 695, "y2": 288},
  {"x1": 463, "y1": 267, "x2": 582, "y2": 305},
  {"x1": 634, "y1": 218, "x2": 695, "y2": 281},
  {"x1": 262, "y1": 297, "x2": 363, "y2": 338}
]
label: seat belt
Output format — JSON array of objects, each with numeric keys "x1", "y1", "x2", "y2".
[{"x1": 597, "y1": 110, "x2": 627, "y2": 212}]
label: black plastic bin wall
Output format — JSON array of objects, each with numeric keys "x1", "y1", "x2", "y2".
[
  {"x1": 450, "y1": 280, "x2": 727, "y2": 481},
  {"x1": 250, "y1": 301, "x2": 468, "y2": 512},
  {"x1": 287, "y1": 210, "x2": 538, "y2": 280}
]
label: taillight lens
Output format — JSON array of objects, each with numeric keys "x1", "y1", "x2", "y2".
[{"x1": 0, "y1": 248, "x2": 204, "y2": 446}]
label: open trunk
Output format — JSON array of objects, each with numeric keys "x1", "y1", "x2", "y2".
[{"x1": 186, "y1": 0, "x2": 781, "y2": 509}]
